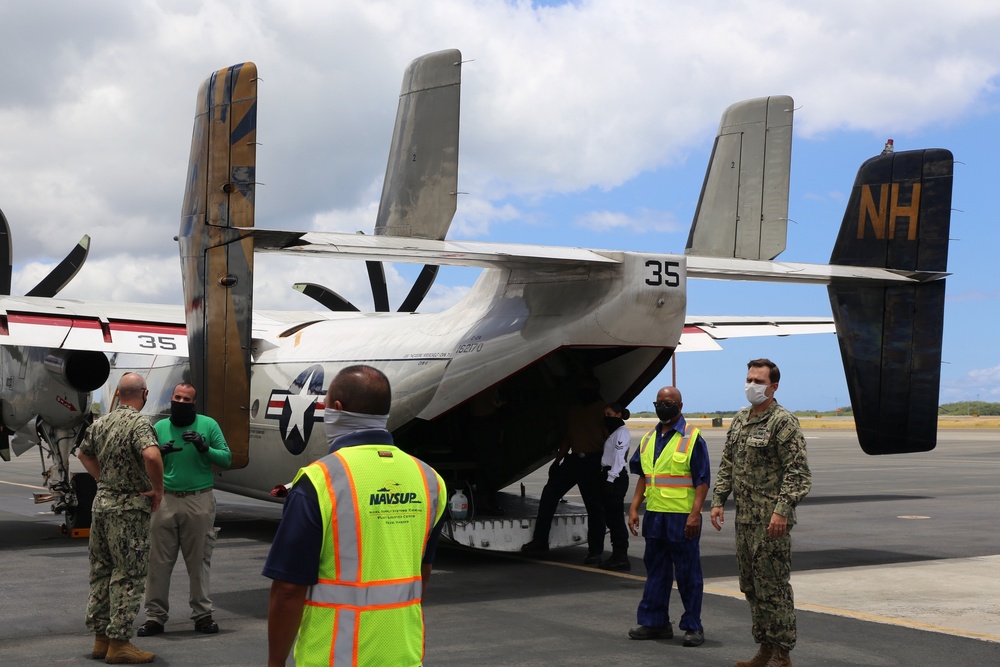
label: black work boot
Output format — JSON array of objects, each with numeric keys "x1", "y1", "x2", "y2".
[{"x1": 599, "y1": 551, "x2": 631, "y2": 571}]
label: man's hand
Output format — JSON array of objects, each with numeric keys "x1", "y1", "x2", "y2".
[
  {"x1": 710, "y1": 506, "x2": 725, "y2": 531},
  {"x1": 182, "y1": 431, "x2": 209, "y2": 453},
  {"x1": 628, "y1": 505, "x2": 641, "y2": 536},
  {"x1": 142, "y1": 489, "x2": 163, "y2": 513},
  {"x1": 684, "y1": 512, "x2": 702, "y2": 539},
  {"x1": 767, "y1": 512, "x2": 788, "y2": 538},
  {"x1": 158, "y1": 441, "x2": 183, "y2": 457}
]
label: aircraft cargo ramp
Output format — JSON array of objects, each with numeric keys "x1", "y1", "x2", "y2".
[{"x1": 442, "y1": 491, "x2": 590, "y2": 552}]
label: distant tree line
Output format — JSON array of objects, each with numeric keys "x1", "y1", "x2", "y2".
[{"x1": 939, "y1": 401, "x2": 1000, "y2": 416}]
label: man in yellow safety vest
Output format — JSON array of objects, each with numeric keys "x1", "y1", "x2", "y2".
[
  {"x1": 263, "y1": 365, "x2": 447, "y2": 667},
  {"x1": 626, "y1": 385, "x2": 710, "y2": 647}
]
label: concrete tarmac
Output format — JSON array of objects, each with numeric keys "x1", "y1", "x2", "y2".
[{"x1": 1, "y1": 428, "x2": 998, "y2": 665}]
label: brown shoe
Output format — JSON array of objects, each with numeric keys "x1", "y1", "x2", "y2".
[
  {"x1": 104, "y1": 638, "x2": 155, "y2": 664},
  {"x1": 764, "y1": 647, "x2": 792, "y2": 667},
  {"x1": 735, "y1": 643, "x2": 774, "y2": 667},
  {"x1": 92, "y1": 634, "x2": 109, "y2": 660}
]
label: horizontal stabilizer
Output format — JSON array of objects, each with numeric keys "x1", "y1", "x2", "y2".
[
  {"x1": 253, "y1": 229, "x2": 620, "y2": 269},
  {"x1": 686, "y1": 95, "x2": 793, "y2": 261},
  {"x1": 828, "y1": 148, "x2": 953, "y2": 454}
]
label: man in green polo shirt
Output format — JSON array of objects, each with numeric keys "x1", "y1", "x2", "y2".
[{"x1": 138, "y1": 382, "x2": 231, "y2": 637}]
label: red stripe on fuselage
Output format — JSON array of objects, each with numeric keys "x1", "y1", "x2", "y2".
[{"x1": 5, "y1": 313, "x2": 184, "y2": 335}]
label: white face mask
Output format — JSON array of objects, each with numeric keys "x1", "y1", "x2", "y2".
[
  {"x1": 324, "y1": 408, "x2": 389, "y2": 448},
  {"x1": 745, "y1": 382, "x2": 770, "y2": 406}
]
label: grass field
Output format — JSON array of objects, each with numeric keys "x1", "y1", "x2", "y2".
[{"x1": 632, "y1": 416, "x2": 1000, "y2": 430}]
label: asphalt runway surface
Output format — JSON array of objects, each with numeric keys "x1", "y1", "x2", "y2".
[{"x1": 1, "y1": 427, "x2": 999, "y2": 665}]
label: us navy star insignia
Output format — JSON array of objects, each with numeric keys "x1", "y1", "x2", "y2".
[{"x1": 264, "y1": 364, "x2": 326, "y2": 455}]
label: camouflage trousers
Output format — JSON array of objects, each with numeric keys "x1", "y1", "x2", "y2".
[
  {"x1": 736, "y1": 523, "x2": 796, "y2": 650},
  {"x1": 86, "y1": 508, "x2": 151, "y2": 640}
]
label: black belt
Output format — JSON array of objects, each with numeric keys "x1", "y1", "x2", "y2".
[
  {"x1": 164, "y1": 488, "x2": 212, "y2": 498},
  {"x1": 573, "y1": 451, "x2": 600, "y2": 458}
]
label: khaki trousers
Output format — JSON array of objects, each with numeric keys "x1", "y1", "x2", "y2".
[{"x1": 143, "y1": 490, "x2": 218, "y2": 624}]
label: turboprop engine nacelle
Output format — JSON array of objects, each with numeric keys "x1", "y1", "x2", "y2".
[
  {"x1": 43, "y1": 349, "x2": 111, "y2": 392},
  {"x1": 1, "y1": 346, "x2": 110, "y2": 431}
]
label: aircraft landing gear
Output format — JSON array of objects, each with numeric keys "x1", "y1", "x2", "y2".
[{"x1": 65, "y1": 472, "x2": 97, "y2": 533}]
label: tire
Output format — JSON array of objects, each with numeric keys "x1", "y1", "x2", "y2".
[{"x1": 68, "y1": 472, "x2": 97, "y2": 530}]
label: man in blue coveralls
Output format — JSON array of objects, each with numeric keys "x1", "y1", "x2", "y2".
[{"x1": 626, "y1": 385, "x2": 710, "y2": 647}]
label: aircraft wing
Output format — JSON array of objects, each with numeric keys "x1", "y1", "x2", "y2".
[
  {"x1": 679, "y1": 316, "x2": 835, "y2": 352},
  {"x1": 0, "y1": 296, "x2": 187, "y2": 356}
]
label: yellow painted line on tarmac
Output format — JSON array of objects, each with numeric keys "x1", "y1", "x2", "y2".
[
  {"x1": 699, "y1": 582, "x2": 1000, "y2": 643},
  {"x1": 512, "y1": 558, "x2": 1000, "y2": 643},
  {"x1": 792, "y1": 600, "x2": 1000, "y2": 643},
  {"x1": 0, "y1": 479, "x2": 48, "y2": 491}
]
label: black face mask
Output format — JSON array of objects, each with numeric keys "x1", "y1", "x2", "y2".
[
  {"x1": 169, "y1": 401, "x2": 197, "y2": 427},
  {"x1": 655, "y1": 404, "x2": 680, "y2": 423},
  {"x1": 604, "y1": 416, "x2": 625, "y2": 433}
]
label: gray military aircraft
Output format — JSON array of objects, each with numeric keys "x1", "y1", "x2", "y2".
[{"x1": 0, "y1": 50, "x2": 950, "y2": 548}]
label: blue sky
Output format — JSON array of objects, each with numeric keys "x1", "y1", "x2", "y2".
[{"x1": 1, "y1": 1, "x2": 997, "y2": 413}]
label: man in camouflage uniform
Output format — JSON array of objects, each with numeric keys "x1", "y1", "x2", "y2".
[
  {"x1": 78, "y1": 373, "x2": 164, "y2": 664},
  {"x1": 710, "y1": 359, "x2": 811, "y2": 667}
]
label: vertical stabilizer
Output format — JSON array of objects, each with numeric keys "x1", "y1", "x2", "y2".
[
  {"x1": 375, "y1": 49, "x2": 461, "y2": 241},
  {"x1": 178, "y1": 63, "x2": 257, "y2": 469},
  {"x1": 686, "y1": 95, "x2": 793, "y2": 260},
  {"x1": 828, "y1": 148, "x2": 953, "y2": 454}
]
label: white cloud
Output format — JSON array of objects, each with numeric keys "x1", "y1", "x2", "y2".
[
  {"x1": 575, "y1": 208, "x2": 681, "y2": 234},
  {"x1": 2, "y1": 0, "x2": 999, "y2": 317},
  {"x1": 941, "y1": 363, "x2": 1000, "y2": 402}
]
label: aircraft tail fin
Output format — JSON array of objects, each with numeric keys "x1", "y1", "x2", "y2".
[
  {"x1": 178, "y1": 63, "x2": 257, "y2": 469},
  {"x1": 827, "y1": 148, "x2": 953, "y2": 454},
  {"x1": 685, "y1": 95, "x2": 794, "y2": 261}
]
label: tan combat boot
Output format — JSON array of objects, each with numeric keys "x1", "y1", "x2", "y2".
[
  {"x1": 764, "y1": 646, "x2": 793, "y2": 667},
  {"x1": 735, "y1": 643, "x2": 774, "y2": 667},
  {"x1": 104, "y1": 638, "x2": 155, "y2": 664},
  {"x1": 92, "y1": 634, "x2": 110, "y2": 659}
]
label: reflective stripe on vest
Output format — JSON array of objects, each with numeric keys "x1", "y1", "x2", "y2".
[
  {"x1": 292, "y1": 445, "x2": 446, "y2": 667},
  {"x1": 639, "y1": 424, "x2": 700, "y2": 513}
]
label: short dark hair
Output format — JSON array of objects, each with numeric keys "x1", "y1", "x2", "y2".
[
  {"x1": 607, "y1": 402, "x2": 630, "y2": 420},
  {"x1": 174, "y1": 382, "x2": 196, "y2": 396},
  {"x1": 747, "y1": 358, "x2": 780, "y2": 384},
  {"x1": 326, "y1": 365, "x2": 391, "y2": 415}
]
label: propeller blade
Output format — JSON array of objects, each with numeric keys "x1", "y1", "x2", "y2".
[
  {"x1": 366, "y1": 260, "x2": 390, "y2": 312},
  {"x1": 397, "y1": 265, "x2": 439, "y2": 312},
  {"x1": 0, "y1": 208, "x2": 12, "y2": 295},
  {"x1": 293, "y1": 283, "x2": 360, "y2": 312},
  {"x1": 25, "y1": 235, "x2": 91, "y2": 297}
]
